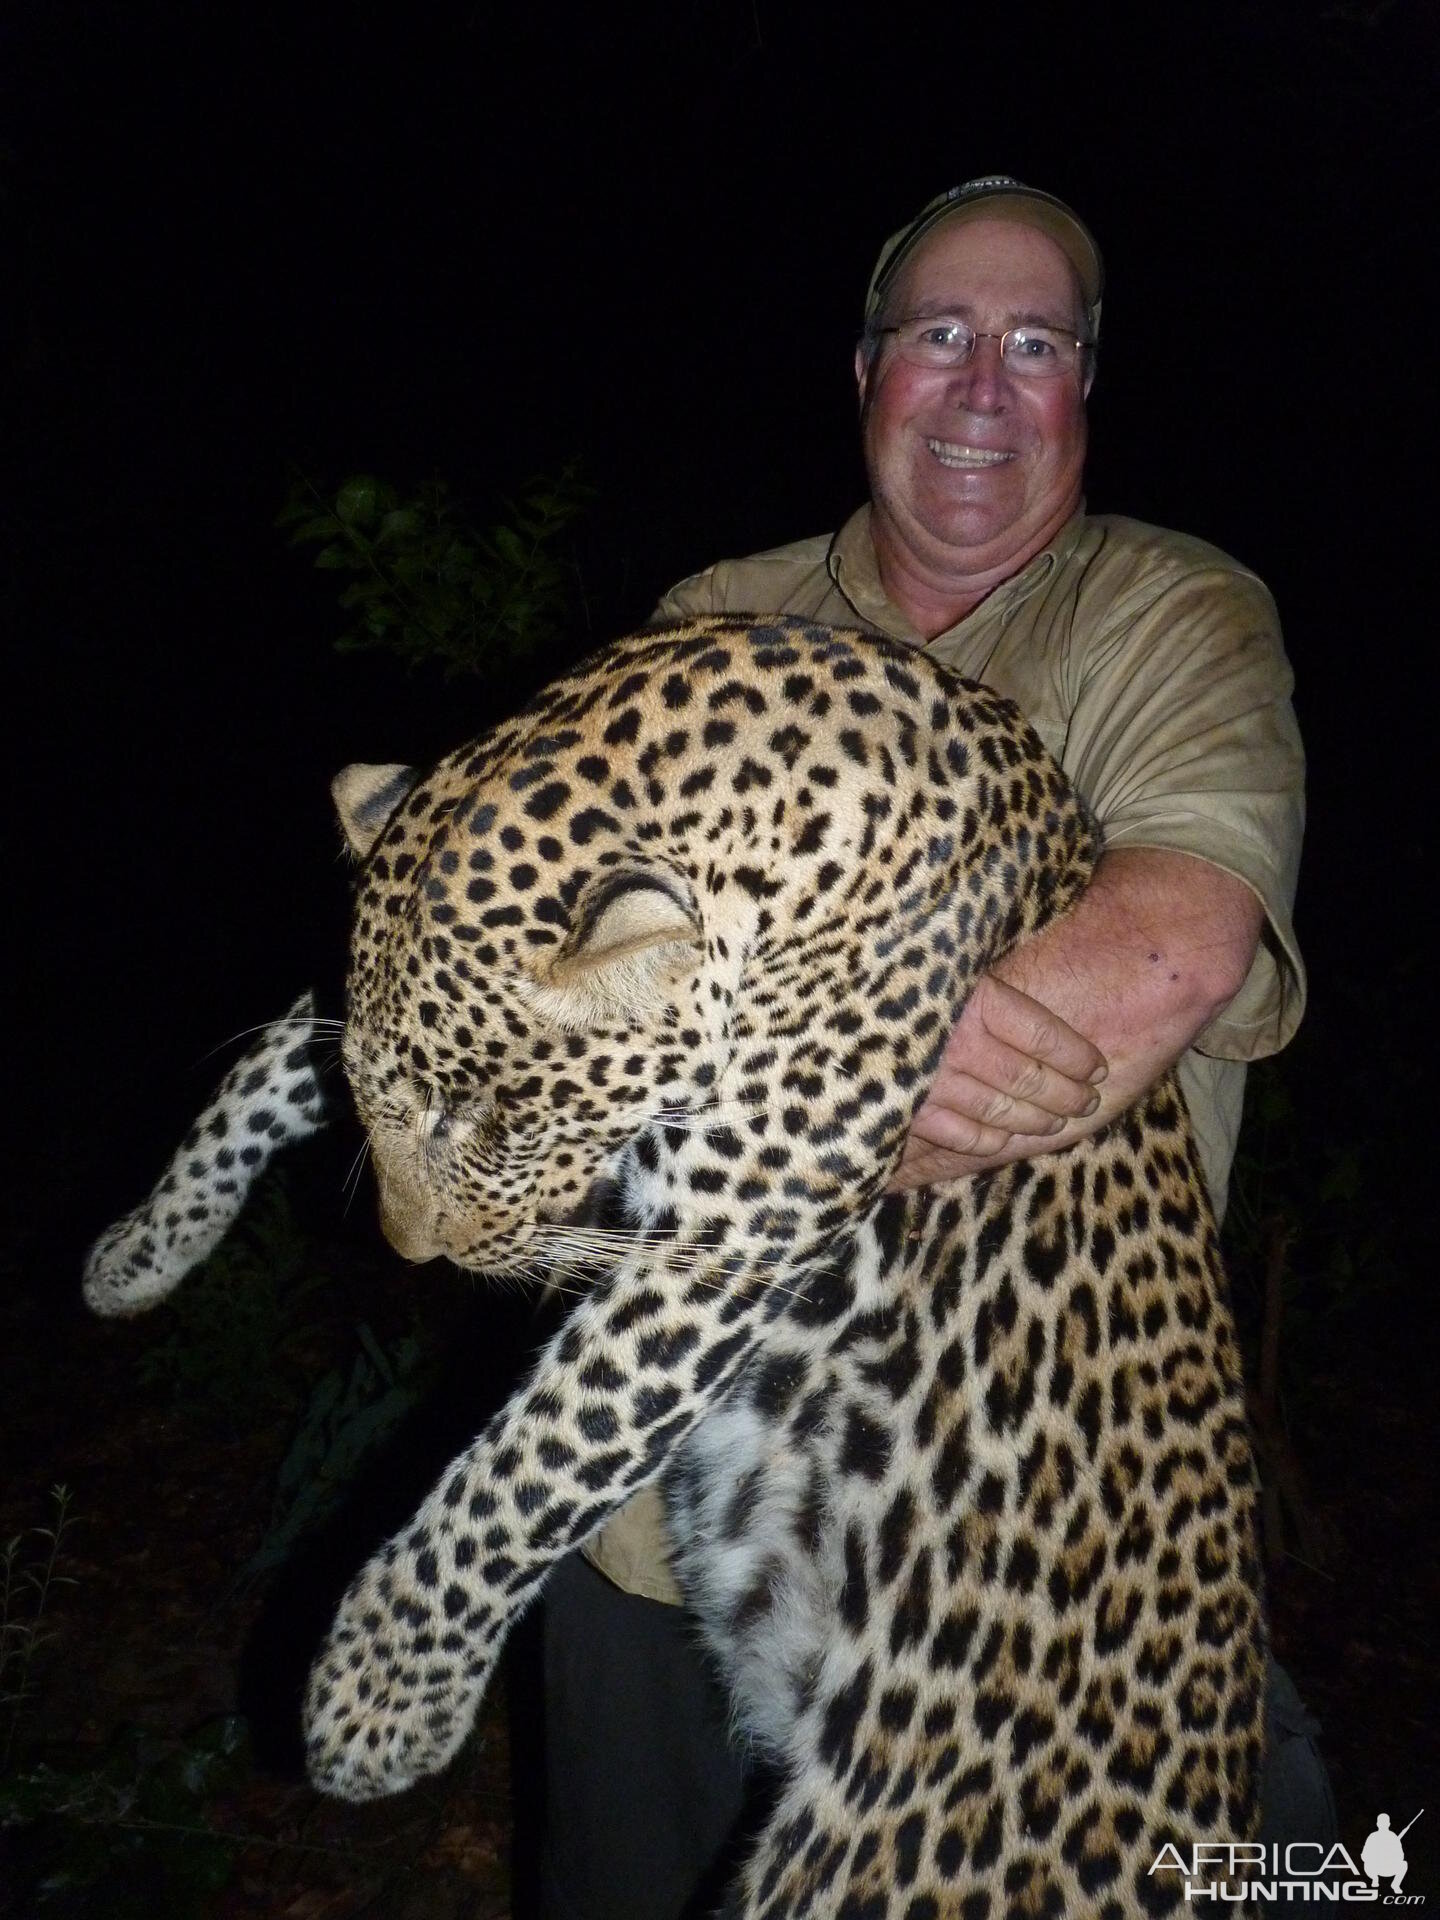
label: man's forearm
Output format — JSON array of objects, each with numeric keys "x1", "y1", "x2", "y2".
[
  {"x1": 1000, "y1": 846, "x2": 1260, "y2": 1092},
  {"x1": 891, "y1": 847, "x2": 1264, "y2": 1187}
]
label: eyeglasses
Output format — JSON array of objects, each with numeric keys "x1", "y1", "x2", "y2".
[{"x1": 871, "y1": 315, "x2": 1092, "y2": 379}]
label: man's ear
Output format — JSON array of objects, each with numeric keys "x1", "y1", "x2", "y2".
[
  {"x1": 331, "y1": 763, "x2": 418, "y2": 858},
  {"x1": 543, "y1": 871, "x2": 703, "y2": 1027}
]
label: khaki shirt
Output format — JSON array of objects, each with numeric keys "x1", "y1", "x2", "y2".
[{"x1": 586, "y1": 505, "x2": 1306, "y2": 1604}]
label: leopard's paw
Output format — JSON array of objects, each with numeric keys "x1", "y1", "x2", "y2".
[
  {"x1": 302, "y1": 1547, "x2": 493, "y2": 1800},
  {"x1": 83, "y1": 991, "x2": 326, "y2": 1316}
]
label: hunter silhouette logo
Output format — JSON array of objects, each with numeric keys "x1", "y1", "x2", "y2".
[{"x1": 1363, "y1": 1811, "x2": 1422, "y2": 1895}]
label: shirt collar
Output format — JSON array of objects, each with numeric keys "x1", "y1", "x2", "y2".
[{"x1": 828, "y1": 504, "x2": 1088, "y2": 644}]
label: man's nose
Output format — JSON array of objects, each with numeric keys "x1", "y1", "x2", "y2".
[{"x1": 947, "y1": 335, "x2": 1010, "y2": 409}]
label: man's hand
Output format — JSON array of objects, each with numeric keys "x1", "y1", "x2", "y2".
[
  {"x1": 888, "y1": 848, "x2": 1265, "y2": 1191},
  {"x1": 891, "y1": 976, "x2": 1106, "y2": 1187}
]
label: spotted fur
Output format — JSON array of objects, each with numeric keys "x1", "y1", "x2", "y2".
[
  {"x1": 284, "y1": 617, "x2": 1266, "y2": 1915},
  {"x1": 83, "y1": 991, "x2": 328, "y2": 1316}
]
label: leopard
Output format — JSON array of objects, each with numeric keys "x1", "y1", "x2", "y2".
[{"x1": 296, "y1": 613, "x2": 1264, "y2": 1919}]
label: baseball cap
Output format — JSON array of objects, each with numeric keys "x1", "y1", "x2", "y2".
[{"x1": 864, "y1": 176, "x2": 1104, "y2": 339}]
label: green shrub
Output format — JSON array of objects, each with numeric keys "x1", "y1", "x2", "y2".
[
  {"x1": 277, "y1": 463, "x2": 592, "y2": 676},
  {"x1": 1, "y1": 1485, "x2": 77, "y2": 1769}
]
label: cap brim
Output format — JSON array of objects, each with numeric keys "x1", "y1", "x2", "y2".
[{"x1": 866, "y1": 190, "x2": 1103, "y2": 327}]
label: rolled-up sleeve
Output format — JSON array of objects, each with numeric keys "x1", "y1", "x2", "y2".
[
  {"x1": 651, "y1": 568, "x2": 721, "y2": 622},
  {"x1": 1063, "y1": 562, "x2": 1306, "y2": 1062}
]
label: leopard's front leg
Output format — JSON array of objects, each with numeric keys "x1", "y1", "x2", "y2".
[{"x1": 303, "y1": 1251, "x2": 776, "y2": 1799}]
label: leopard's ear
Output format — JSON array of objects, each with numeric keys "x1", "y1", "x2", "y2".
[
  {"x1": 544, "y1": 871, "x2": 702, "y2": 1026},
  {"x1": 331, "y1": 763, "x2": 418, "y2": 858}
]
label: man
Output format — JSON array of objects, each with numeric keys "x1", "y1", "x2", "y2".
[{"x1": 541, "y1": 179, "x2": 1318, "y2": 1920}]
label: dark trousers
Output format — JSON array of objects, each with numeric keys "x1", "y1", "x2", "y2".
[
  {"x1": 539, "y1": 1553, "x2": 1335, "y2": 1920},
  {"x1": 541, "y1": 1554, "x2": 751, "y2": 1920}
]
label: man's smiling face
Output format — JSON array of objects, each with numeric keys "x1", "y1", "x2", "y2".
[{"x1": 858, "y1": 216, "x2": 1091, "y2": 591}]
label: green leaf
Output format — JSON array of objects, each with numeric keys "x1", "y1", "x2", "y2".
[
  {"x1": 335, "y1": 476, "x2": 392, "y2": 526},
  {"x1": 285, "y1": 512, "x2": 345, "y2": 544},
  {"x1": 490, "y1": 523, "x2": 527, "y2": 566}
]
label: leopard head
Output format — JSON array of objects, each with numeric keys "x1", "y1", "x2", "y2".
[{"x1": 332, "y1": 619, "x2": 1097, "y2": 1285}]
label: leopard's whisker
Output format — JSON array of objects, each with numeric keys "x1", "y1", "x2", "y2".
[
  {"x1": 644, "y1": 1096, "x2": 765, "y2": 1124},
  {"x1": 528, "y1": 1222, "x2": 700, "y2": 1247},
  {"x1": 201, "y1": 1014, "x2": 345, "y2": 1063},
  {"x1": 529, "y1": 1234, "x2": 709, "y2": 1276},
  {"x1": 416, "y1": 1088, "x2": 438, "y2": 1180},
  {"x1": 506, "y1": 1250, "x2": 617, "y2": 1302},
  {"x1": 341, "y1": 1137, "x2": 372, "y2": 1213},
  {"x1": 526, "y1": 1228, "x2": 817, "y2": 1306},
  {"x1": 531, "y1": 1225, "x2": 714, "y2": 1263},
  {"x1": 524, "y1": 1266, "x2": 594, "y2": 1302},
  {"x1": 530, "y1": 1224, "x2": 695, "y2": 1243}
]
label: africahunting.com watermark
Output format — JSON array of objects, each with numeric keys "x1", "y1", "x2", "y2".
[{"x1": 1151, "y1": 1810, "x2": 1424, "y2": 1903}]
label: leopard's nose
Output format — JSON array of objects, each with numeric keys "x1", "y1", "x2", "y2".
[
  {"x1": 378, "y1": 1201, "x2": 442, "y2": 1265},
  {"x1": 373, "y1": 1156, "x2": 442, "y2": 1264}
]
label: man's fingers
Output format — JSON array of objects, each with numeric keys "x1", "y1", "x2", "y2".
[
  {"x1": 933, "y1": 1050, "x2": 1101, "y2": 1131},
  {"x1": 907, "y1": 1095, "x2": 1011, "y2": 1161},
  {"x1": 905, "y1": 1091, "x2": 1013, "y2": 1160},
  {"x1": 973, "y1": 976, "x2": 1107, "y2": 1084},
  {"x1": 893, "y1": 975, "x2": 1111, "y2": 1191},
  {"x1": 888, "y1": 1134, "x2": 989, "y2": 1191},
  {"x1": 918, "y1": 1065, "x2": 1054, "y2": 1137}
]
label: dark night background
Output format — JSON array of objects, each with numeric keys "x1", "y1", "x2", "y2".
[{"x1": 3, "y1": 0, "x2": 1437, "y2": 1912}]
